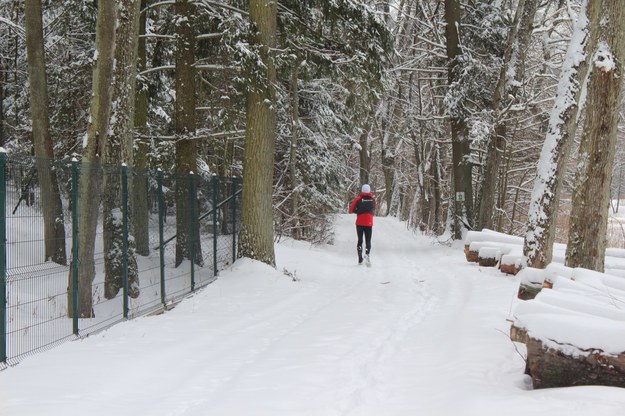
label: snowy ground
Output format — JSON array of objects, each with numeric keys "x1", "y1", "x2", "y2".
[{"x1": 1, "y1": 214, "x2": 625, "y2": 415}]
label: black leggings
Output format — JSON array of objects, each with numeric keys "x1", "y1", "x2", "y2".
[{"x1": 356, "y1": 225, "x2": 372, "y2": 255}]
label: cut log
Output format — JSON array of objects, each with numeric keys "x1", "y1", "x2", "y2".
[
  {"x1": 499, "y1": 253, "x2": 522, "y2": 275},
  {"x1": 509, "y1": 324, "x2": 528, "y2": 344},
  {"x1": 464, "y1": 244, "x2": 478, "y2": 262},
  {"x1": 500, "y1": 262, "x2": 521, "y2": 275},
  {"x1": 526, "y1": 336, "x2": 625, "y2": 389},
  {"x1": 516, "y1": 267, "x2": 546, "y2": 300},
  {"x1": 478, "y1": 256, "x2": 498, "y2": 267},
  {"x1": 517, "y1": 282, "x2": 542, "y2": 300}
]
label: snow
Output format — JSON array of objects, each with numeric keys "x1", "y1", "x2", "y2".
[
  {"x1": 524, "y1": 0, "x2": 591, "y2": 262},
  {"x1": 514, "y1": 285, "x2": 625, "y2": 354},
  {"x1": 594, "y1": 41, "x2": 616, "y2": 73},
  {"x1": 2, "y1": 215, "x2": 625, "y2": 415}
]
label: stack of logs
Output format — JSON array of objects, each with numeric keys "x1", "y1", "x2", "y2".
[{"x1": 464, "y1": 230, "x2": 625, "y2": 389}]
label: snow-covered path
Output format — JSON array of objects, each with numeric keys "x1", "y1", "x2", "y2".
[{"x1": 1, "y1": 215, "x2": 625, "y2": 415}]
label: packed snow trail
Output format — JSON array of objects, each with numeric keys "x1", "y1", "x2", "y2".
[{"x1": 2, "y1": 215, "x2": 625, "y2": 415}]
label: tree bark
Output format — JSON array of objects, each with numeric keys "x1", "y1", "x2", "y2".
[
  {"x1": 565, "y1": 0, "x2": 625, "y2": 272},
  {"x1": 24, "y1": 0, "x2": 67, "y2": 265},
  {"x1": 237, "y1": 0, "x2": 277, "y2": 267},
  {"x1": 103, "y1": 0, "x2": 141, "y2": 299},
  {"x1": 445, "y1": 0, "x2": 474, "y2": 239},
  {"x1": 526, "y1": 336, "x2": 625, "y2": 389},
  {"x1": 523, "y1": 0, "x2": 600, "y2": 269},
  {"x1": 0, "y1": 54, "x2": 4, "y2": 147},
  {"x1": 358, "y1": 112, "x2": 373, "y2": 186},
  {"x1": 173, "y1": 0, "x2": 203, "y2": 267},
  {"x1": 381, "y1": 89, "x2": 399, "y2": 217},
  {"x1": 72, "y1": 0, "x2": 117, "y2": 317},
  {"x1": 288, "y1": 55, "x2": 300, "y2": 240},
  {"x1": 132, "y1": 0, "x2": 150, "y2": 257}
]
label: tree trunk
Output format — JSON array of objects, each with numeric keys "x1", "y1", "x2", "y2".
[
  {"x1": 358, "y1": 115, "x2": 372, "y2": 186},
  {"x1": 71, "y1": 0, "x2": 117, "y2": 318},
  {"x1": 24, "y1": 0, "x2": 67, "y2": 265},
  {"x1": 132, "y1": 0, "x2": 150, "y2": 257},
  {"x1": 412, "y1": 137, "x2": 424, "y2": 229},
  {"x1": 430, "y1": 144, "x2": 442, "y2": 234},
  {"x1": 565, "y1": 0, "x2": 625, "y2": 272},
  {"x1": 381, "y1": 91, "x2": 399, "y2": 217},
  {"x1": 174, "y1": 0, "x2": 203, "y2": 267},
  {"x1": 523, "y1": 0, "x2": 600, "y2": 269},
  {"x1": 237, "y1": 0, "x2": 277, "y2": 267},
  {"x1": 445, "y1": 0, "x2": 474, "y2": 239},
  {"x1": 289, "y1": 55, "x2": 300, "y2": 240},
  {"x1": 0, "y1": 54, "x2": 4, "y2": 147},
  {"x1": 477, "y1": 0, "x2": 524, "y2": 231},
  {"x1": 103, "y1": 0, "x2": 141, "y2": 299}
]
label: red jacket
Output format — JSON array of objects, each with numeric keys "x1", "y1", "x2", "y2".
[{"x1": 349, "y1": 192, "x2": 376, "y2": 226}]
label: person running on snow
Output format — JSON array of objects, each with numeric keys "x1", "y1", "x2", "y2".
[{"x1": 349, "y1": 184, "x2": 376, "y2": 265}]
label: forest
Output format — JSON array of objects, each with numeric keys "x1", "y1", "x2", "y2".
[{"x1": 1, "y1": 0, "x2": 624, "y2": 274}]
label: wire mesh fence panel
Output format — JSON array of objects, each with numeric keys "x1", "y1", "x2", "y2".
[
  {"x1": 75, "y1": 162, "x2": 124, "y2": 336},
  {"x1": 3, "y1": 157, "x2": 74, "y2": 365},
  {"x1": 157, "y1": 172, "x2": 194, "y2": 304},
  {"x1": 213, "y1": 176, "x2": 240, "y2": 274},
  {"x1": 128, "y1": 167, "x2": 166, "y2": 316},
  {"x1": 1, "y1": 155, "x2": 241, "y2": 367}
]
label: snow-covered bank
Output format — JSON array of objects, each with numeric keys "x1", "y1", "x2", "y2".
[{"x1": 1, "y1": 215, "x2": 624, "y2": 415}]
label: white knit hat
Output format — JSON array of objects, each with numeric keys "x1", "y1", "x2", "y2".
[{"x1": 361, "y1": 184, "x2": 371, "y2": 193}]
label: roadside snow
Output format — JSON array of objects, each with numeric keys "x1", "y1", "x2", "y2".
[{"x1": 1, "y1": 215, "x2": 624, "y2": 415}]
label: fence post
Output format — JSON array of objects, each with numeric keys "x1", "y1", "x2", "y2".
[
  {"x1": 71, "y1": 158, "x2": 79, "y2": 335},
  {"x1": 188, "y1": 171, "x2": 195, "y2": 291},
  {"x1": 212, "y1": 175, "x2": 218, "y2": 277},
  {"x1": 157, "y1": 169, "x2": 166, "y2": 307},
  {"x1": 121, "y1": 164, "x2": 129, "y2": 319},
  {"x1": 232, "y1": 178, "x2": 237, "y2": 262},
  {"x1": 0, "y1": 150, "x2": 7, "y2": 363}
]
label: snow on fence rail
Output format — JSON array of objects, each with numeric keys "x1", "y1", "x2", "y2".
[{"x1": 0, "y1": 154, "x2": 242, "y2": 368}]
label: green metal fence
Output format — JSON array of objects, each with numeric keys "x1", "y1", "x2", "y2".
[{"x1": 0, "y1": 152, "x2": 241, "y2": 367}]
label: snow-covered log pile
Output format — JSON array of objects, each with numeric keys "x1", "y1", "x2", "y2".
[
  {"x1": 511, "y1": 267, "x2": 625, "y2": 388},
  {"x1": 463, "y1": 230, "x2": 525, "y2": 272},
  {"x1": 516, "y1": 263, "x2": 571, "y2": 300},
  {"x1": 515, "y1": 254, "x2": 625, "y2": 300},
  {"x1": 463, "y1": 230, "x2": 565, "y2": 274},
  {"x1": 464, "y1": 230, "x2": 625, "y2": 278}
]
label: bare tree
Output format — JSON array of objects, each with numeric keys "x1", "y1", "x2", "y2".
[
  {"x1": 523, "y1": 0, "x2": 600, "y2": 269},
  {"x1": 24, "y1": 0, "x2": 67, "y2": 265},
  {"x1": 478, "y1": 0, "x2": 539, "y2": 231},
  {"x1": 565, "y1": 0, "x2": 625, "y2": 271}
]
